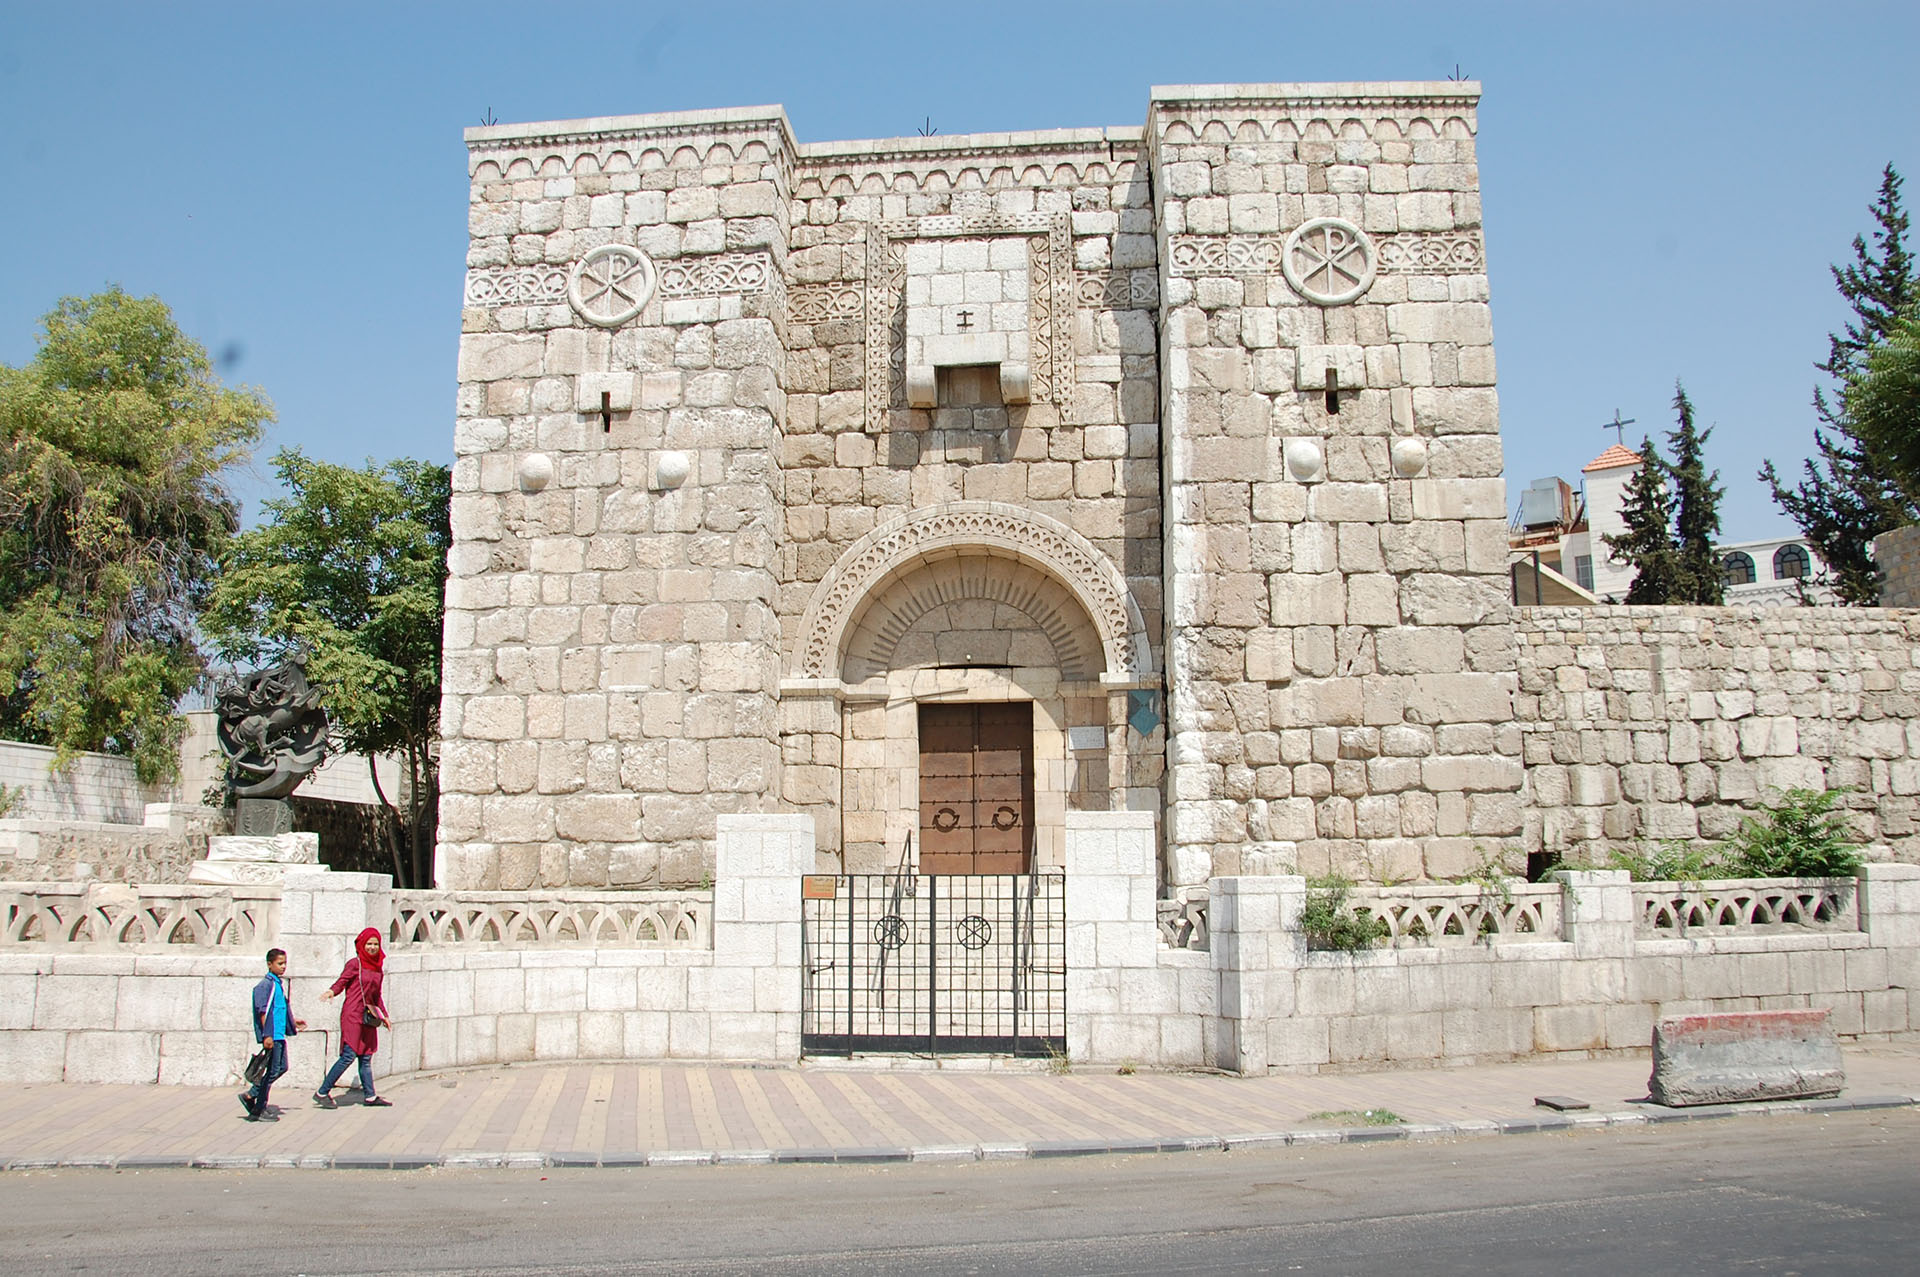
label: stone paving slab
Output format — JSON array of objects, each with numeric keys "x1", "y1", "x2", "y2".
[{"x1": 1, "y1": 1042, "x2": 1914, "y2": 1171}]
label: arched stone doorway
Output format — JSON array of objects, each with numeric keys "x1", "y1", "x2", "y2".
[{"x1": 783, "y1": 503, "x2": 1158, "y2": 875}]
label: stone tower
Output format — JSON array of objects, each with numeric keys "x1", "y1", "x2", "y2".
[{"x1": 438, "y1": 83, "x2": 1516, "y2": 893}]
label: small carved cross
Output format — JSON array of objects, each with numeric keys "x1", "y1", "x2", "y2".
[{"x1": 955, "y1": 309, "x2": 974, "y2": 330}]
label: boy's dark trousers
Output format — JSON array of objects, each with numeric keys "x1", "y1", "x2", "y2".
[{"x1": 248, "y1": 1041, "x2": 288, "y2": 1109}]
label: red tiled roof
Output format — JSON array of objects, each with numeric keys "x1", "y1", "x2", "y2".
[{"x1": 1583, "y1": 443, "x2": 1643, "y2": 472}]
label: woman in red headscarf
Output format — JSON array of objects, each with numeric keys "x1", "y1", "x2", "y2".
[{"x1": 312, "y1": 927, "x2": 393, "y2": 1108}]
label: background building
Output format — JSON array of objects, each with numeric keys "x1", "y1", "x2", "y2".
[{"x1": 1508, "y1": 444, "x2": 1837, "y2": 605}]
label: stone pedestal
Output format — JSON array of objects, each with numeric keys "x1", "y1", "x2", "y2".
[
  {"x1": 185, "y1": 831, "x2": 322, "y2": 885},
  {"x1": 233, "y1": 798, "x2": 294, "y2": 837}
]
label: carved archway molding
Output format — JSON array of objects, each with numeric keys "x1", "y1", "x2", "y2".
[{"x1": 795, "y1": 502, "x2": 1154, "y2": 680}]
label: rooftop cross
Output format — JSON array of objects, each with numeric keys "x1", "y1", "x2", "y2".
[{"x1": 1601, "y1": 409, "x2": 1636, "y2": 447}]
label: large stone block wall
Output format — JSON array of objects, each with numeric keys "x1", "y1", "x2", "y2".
[
  {"x1": 441, "y1": 110, "x2": 796, "y2": 890},
  {"x1": 777, "y1": 132, "x2": 1168, "y2": 871},
  {"x1": 1146, "y1": 84, "x2": 1516, "y2": 890},
  {"x1": 780, "y1": 133, "x2": 1163, "y2": 648},
  {"x1": 1873, "y1": 525, "x2": 1920, "y2": 607},
  {"x1": 1518, "y1": 607, "x2": 1920, "y2": 867}
]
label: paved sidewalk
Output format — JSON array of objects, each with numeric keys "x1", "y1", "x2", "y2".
[{"x1": 4, "y1": 1042, "x2": 1916, "y2": 1170}]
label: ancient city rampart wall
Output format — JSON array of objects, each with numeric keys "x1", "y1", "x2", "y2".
[{"x1": 1516, "y1": 606, "x2": 1920, "y2": 868}]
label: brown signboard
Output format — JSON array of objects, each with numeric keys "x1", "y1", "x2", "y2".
[{"x1": 801, "y1": 875, "x2": 840, "y2": 900}]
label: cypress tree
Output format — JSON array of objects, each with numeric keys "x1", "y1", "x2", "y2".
[
  {"x1": 1603, "y1": 437, "x2": 1681, "y2": 604},
  {"x1": 1762, "y1": 164, "x2": 1917, "y2": 602},
  {"x1": 1667, "y1": 384, "x2": 1725, "y2": 605}
]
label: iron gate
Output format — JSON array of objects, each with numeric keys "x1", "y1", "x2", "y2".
[{"x1": 800, "y1": 872, "x2": 1065, "y2": 1056}]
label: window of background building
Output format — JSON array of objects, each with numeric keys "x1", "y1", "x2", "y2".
[
  {"x1": 1774, "y1": 543, "x2": 1810, "y2": 580},
  {"x1": 1722, "y1": 552, "x2": 1756, "y2": 586},
  {"x1": 1575, "y1": 556, "x2": 1593, "y2": 591}
]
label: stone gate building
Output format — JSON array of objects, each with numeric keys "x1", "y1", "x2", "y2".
[
  {"x1": 439, "y1": 80, "x2": 1920, "y2": 901},
  {"x1": 440, "y1": 81, "x2": 1518, "y2": 896}
]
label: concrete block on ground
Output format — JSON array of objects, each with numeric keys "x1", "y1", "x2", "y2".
[{"x1": 1648, "y1": 1008, "x2": 1844, "y2": 1107}]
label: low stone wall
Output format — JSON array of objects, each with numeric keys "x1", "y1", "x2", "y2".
[
  {"x1": 1212, "y1": 866, "x2": 1919, "y2": 1073},
  {"x1": 0, "y1": 816, "x2": 808, "y2": 1084},
  {"x1": 1065, "y1": 811, "x2": 1212, "y2": 1067},
  {"x1": 0, "y1": 813, "x2": 215, "y2": 885},
  {"x1": 0, "y1": 740, "x2": 164, "y2": 825},
  {"x1": 1516, "y1": 606, "x2": 1920, "y2": 868},
  {"x1": 4, "y1": 826, "x2": 1913, "y2": 1083}
]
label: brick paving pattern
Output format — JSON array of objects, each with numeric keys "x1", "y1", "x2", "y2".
[{"x1": 2, "y1": 1041, "x2": 1914, "y2": 1169}]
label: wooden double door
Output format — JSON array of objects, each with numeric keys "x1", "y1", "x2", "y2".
[{"x1": 918, "y1": 703, "x2": 1034, "y2": 874}]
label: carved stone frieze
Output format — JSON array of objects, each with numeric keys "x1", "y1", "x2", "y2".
[
  {"x1": 1075, "y1": 270, "x2": 1159, "y2": 311},
  {"x1": 1169, "y1": 230, "x2": 1484, "y2": 283},
  {"x1": 469, "y1": 130, "x2": 788, "y2": 185},
  {"x1": 464, "y1": 265, "x2": 570, "y2": 308},
  {"x1": 1374, "y1": 231, "x2": 1484, "y2": 275},
  {"x1": 656, "y1": 249, "x2": 775, "y2": 299},
  {"x1": 1167, "y1": 236, "x2": 1285, "y2": 276},
  {"x1": 788, "y1": 281, "x2": 864, "y2": 325},
  {"x1": 797, "y1": 502, "x2": 1150, "y2": 679}
]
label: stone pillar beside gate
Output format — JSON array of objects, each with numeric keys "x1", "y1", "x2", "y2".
[
  {"x1": 1064, "y1": 811, "x2": 1211, "y2": 1066},
  {"x1": 709, "y1": 813, "x2": 813, "y2": 1061},
  {"x1": 1208, "y1": 875, "x2": 1307, "y2": 1075}
]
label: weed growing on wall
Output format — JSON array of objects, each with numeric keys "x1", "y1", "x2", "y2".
[
  {"x1": 1607, "y1": 839, "x2": 1732, "y2": 883},
  {"x1": 1610, "y1": 788, "x2": 1866, "y2": 880},
  {"x1": 1452, "y1": 843, "x2": 1518, "y2": 905},
  {"x1": 1720, "y1": 787, "x2": 1864, "y2": 878},
  {"x1": 1299, "y1": 877, "x2": 1390, "y2": 952}
]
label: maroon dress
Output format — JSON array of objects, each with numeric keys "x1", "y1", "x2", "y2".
[{"x1": 329, "y1": 956, "x2": 386, "y2": 1055}]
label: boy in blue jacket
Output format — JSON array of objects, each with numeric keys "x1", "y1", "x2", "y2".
[{"x1": 243, "y1": 948, "x2": 306, "y2": 1120}]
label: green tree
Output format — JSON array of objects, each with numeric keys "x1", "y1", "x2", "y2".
[
  {"x1": 204, "y1": 449, "x2": 450, "y2": 887},
  {"x1": 1845, "y1": 307, "x2": 1920, "y2": 505},
  {"x1": 1603, "y1": 437, "x2": 1681, "y2": 603},
  {"x1": 1762, "y1": 165, "x2": 1917, "y2": 602},
  {"x1": 1667, "y1": 384, "x2": 1725, "y2": 605},
  {"x1": 0, "y1": 289, "x2": 269, "y2": 781}
]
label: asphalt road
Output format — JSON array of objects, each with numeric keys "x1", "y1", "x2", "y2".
[{"x1": 2, "y1": 1110, "x2": 1912, "y2": 1275}]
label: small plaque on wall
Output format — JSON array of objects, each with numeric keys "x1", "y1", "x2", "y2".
[
  {"x1": 801, "y1": 875, "x2": 840, "y2": 900},
  {"x1": 1067, "y1": 727, "x2": 1107, "y2": 752}
]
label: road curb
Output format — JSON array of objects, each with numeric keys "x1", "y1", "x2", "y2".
[{"x1": 7, "y1": 1093, "x2": 1912, "y2": 1172}]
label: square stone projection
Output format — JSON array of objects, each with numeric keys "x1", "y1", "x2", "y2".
[{"x1": 904, "y1": 237, "x2": 1033, "y2": 406}]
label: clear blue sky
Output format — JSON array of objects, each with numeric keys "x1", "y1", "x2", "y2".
[{"x1": 3, "y1": 1, "x2": 1916, "y2": 538}]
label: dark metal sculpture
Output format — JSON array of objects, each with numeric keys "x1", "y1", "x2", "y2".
[{"x1": 215, "y1": 654, "x2": 330, "y2": 801}]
